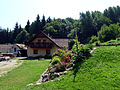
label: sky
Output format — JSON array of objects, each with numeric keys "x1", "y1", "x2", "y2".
[{"x1": 0, "y1": 0, "x2": 120, "y2": 30}]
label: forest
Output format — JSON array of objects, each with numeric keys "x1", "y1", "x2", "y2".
[{"x1": 0, "y1": 6, "x2": 120, "y2": 46}]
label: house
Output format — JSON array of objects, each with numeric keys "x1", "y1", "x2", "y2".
[
  {"x1": 26, "y1": 31, "x2": 68, "y2": 57},
  {"x1": 0, "y1": 44, "x2": 27, "y2": 57},
  {"x1": 0, "y1": 44, "x2": 13, "y2": 53},
  {"x1": 9, "y1": 44, "x2": 27, "y2": 57}
]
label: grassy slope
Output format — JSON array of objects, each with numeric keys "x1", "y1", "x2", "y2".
[
  {"x1": 0, "y1": 60, "x2": 49, "y2": 90},
  {"x1": 28, "y1": 46, "x2": 120, "y2": 90}
]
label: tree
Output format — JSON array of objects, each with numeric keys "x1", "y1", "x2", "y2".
[
  {"x1": 15, "y1": 29, "x2": 29, "y2": 43},
  {"x1": 98, "y1": 24, "x2": 120, "y2": 42},
  {"x1": 67, "y1": 21, "x2": 82, "y2": 40},
  {"x1": 41, "y1": 15, "x2": 46, "y2": 30},
  {"x1": 47, "y1": 16, "x2": 52, "y2": 23},
  {"x1": 80, "y1": 11, "x2": 94, "y2": 40},
  {"x1": 104, "y1": 6, "x2": 120, "y2": 23},
  {"x1": 30, "y1": 14, "x2": 42, "y2": 34},
  {"x1": 12, "y1": 22, "x2": 20, "y2": 42},
  {"x1": 25, "y1": 20, "x2": 30, "y2": 33},
  {"x1": 36, "y1": 14, "x2": 40, "y2": 22}
]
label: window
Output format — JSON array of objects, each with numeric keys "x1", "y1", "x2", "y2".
[
  {"x1": 46, "y1": 49, "x2": 50, "y2": 55},
  {"x1": 43, "y1": 40, "x2": 46, "y2": 43},
  {"x1": 33, "y1": 50, "x2": 38, "y2": 54},
  {"x1": 14, "y1": 48, "x2": 16, "y2": 52},
  {"x1": 38, "y1": 40, "x2": 41, "y2": 43}
]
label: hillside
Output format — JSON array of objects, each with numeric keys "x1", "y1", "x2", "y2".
[{"x1": 28, "y1": 46, "x2": 120, "y2": 90}]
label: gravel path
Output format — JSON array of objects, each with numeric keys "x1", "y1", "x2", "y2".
[{"x1": 0, "y1": 57, "x2": 25, "y2": 77}]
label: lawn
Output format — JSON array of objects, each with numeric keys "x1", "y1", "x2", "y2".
[
  {"x1": 0, "y1": 59, "x2": 50, "y2": 90},
  {"x1": 28, "y1": 46, "x2": 120, "y2": 90},
  {"x1": 1, "y1": 46, "x2": 120, "y2": 90}
]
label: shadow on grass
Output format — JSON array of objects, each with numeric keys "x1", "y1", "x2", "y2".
[
  {"x1": 72, "y1": 61, "x2": 83, "y2": 82},
  {"x1": 72, "y1": 54, "x2": 92, "y2": 82},
  {"x1": 19, "y1": 57, "x2": 51, "y2": 61},
  {"x1": 19, "y1": 57, "x2": 39, "y2": 60}
]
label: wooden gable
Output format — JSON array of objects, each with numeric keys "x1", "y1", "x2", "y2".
[
  {"x1": 35, "y1": 31, "x2": 47, "y2": 38},
  {"x1": 27, "y1": 31, "x2": 61, "y2": 48}
]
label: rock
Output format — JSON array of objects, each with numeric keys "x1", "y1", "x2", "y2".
[
  {"x1": 49, "y1": 67, "x2": 56, "y2": 73},
  {"x1": 59, "y1": 72, "x2": 65, "y2": 75},
  {"x1": 41, "y1": 74, "x2": 49, "y2": 82},
  {"x1": 66, "y1": 67, "x2": 73, "y2": 71},
  {"x1": 50, "y1": 72, "x2": 60, "y2": 80},
  {"x1": 27, "y1": 63, "x2": 74, "y2": 87},
  {"x1": 26, "y1": 83, "x2": 34, "y2": 87},
  {"x1": 42, "y1": 77, "x2": 48, "y2": 82}
]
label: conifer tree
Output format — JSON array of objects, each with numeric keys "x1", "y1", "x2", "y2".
[
  {"x1": 41, "y1": 15, "x2": 46, "y2": 30},
  {"x1": 25, "y1": 20, "x2": 30, "y2": 33}
]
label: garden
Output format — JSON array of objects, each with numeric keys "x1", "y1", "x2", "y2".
[
  {"x1": 28, "y1": 46, "x2": 120, "y2": 90},
  {"x1": 36, "y1": 37, "x2": 93, "y2": 83}
]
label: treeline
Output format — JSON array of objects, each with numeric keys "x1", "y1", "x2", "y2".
[{"x1": 0, "y1": 6, "x2": 120, "y2": 44}]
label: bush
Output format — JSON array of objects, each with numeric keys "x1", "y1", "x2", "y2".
[
  {"x1": 89, "y1": 36, "x2": 98, "y2": 44},
  {"x1": 85, "y1": 44, "x2": 93, "y2": 50},
  {"x1": 68, "y1": 39, "x2": 75, "y2": 50},
  {"x1": 51, "y1": 56, "x2": 61, "y2": 65},
  {"x1": 52, "y1": 52, "x2": 58, "y2": 57},
  {"x1": 72, "y1": 36, "x2": 91, "y2": 64},
  {"x1": 51, "y1": 49, "x2": 73, "y2": 72},
  {"x1": 82, "y1": 45, "x2": 91, "y2": 58},
  {"x1": 55, "y1": 63, "x2": 66, "y2": 72},
  {"x1": 95, "y1": 41, "x2": 100, "y2": 46},
  {"x1": 44, "y1": 54, "x2": 52, "y2": 59}
]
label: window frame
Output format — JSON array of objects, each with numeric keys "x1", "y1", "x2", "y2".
[
  {"x1": 46, "y1": 49, "x2": 50, "y2": 55},
  {"x1": 43, "y1": 40, "x2": 46, "y2": 43},
  {"x1": 14, "y1": 48, "x2": 16, "y2": 52},
  {"x1": 33, "y1": 50, "x2": 38, "y2": 54},
  {"x1": 38, "y1": 40, "x2": 41, "y2": 43}
]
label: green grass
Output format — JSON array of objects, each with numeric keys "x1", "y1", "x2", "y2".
[
  {"x1": 1, "y1": 46, "x2": 120, "y2": 90},
  {"x1": 28, "y1": 46, "x2": 120, "y2": 90},
  {"x1": 0, "y1": 60, "x2": 50, "y2": 90}
]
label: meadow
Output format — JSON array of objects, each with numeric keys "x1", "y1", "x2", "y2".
[
  {"x1": 1, "y1": 46, "x2": 120, "y2": 89},
  {"x1": 28, "y1": 46, "x2": 120, "y2": 90}
]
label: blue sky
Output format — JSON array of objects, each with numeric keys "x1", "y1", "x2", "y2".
[{"x1": 0, "y1": 0, "x2": 120, "y2": 30}]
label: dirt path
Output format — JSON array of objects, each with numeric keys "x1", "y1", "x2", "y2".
[{"x1": 0, "y1": 57, "x2": 25, "y2": 77}]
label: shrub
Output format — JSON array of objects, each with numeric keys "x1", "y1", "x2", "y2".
[
  {"x1": 51, "y1": 56, "x2": 61, "y2": 65},
  {"x1": 44, "y1": 54, "x2": 52, "y2": 59},
  {"x1": 81, "y1": 45, "x2": 91, "y2": 58},
  {"x1": 55, "y1": 63, "x2": 66, "y2": 72},
  {"x1": 72, "y1": 36, "x2": 91, "y2": 64},
  {"x1": 57, "y1": 49, "x2": 66, "y2": 60},
  {"x1": 68, "y1": 39, "x2": 75, "y2": 50},
  {"x1": 89, "y1": 36, "x2": 99, "y2": 44},
  {"x1": 95, "y1": 41, "x2": 100, "y2": 46},
  {"x1": 51, "y1": 49, "x2": 73, "y2": 72},
  {"x1": 85, "y1": 44, "x2": 93, "y2": 50},
  {"x1": 52, "y1": 52, "x2": 58, "y2": 57}
]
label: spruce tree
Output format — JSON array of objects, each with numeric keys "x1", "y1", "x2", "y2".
[
  {"x1": 41, "y1": 15, "x2": 46, "y2": 30},
  {"x1": 25, "y1": 20, "x2": 30, "y2": 33}
]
